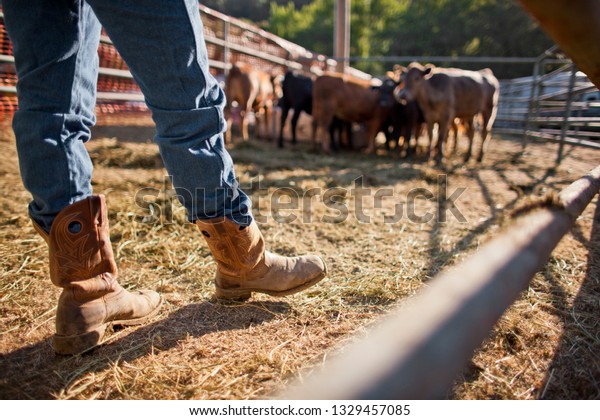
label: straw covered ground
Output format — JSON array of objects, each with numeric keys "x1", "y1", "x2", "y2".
[{"x1": 1, "y1": 117, "x2": 599, "y2": 400}]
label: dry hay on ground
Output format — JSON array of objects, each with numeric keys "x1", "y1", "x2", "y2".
[{"x1": 0, "y1": 120, "x2": 599, "y2": 400}]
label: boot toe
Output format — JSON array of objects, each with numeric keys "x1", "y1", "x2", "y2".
[
  {"x1": 109, "y1": 288, "x2": 163, "y2": 326},
  {"x1": 310, "y1": 255, "x2": 328, "y2": 277},
  {"x1": 264, "y1": 252, "x2": 328, "y2": 296}
]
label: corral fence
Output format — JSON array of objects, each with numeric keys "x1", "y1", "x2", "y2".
[
  {"x1": 495, "y1": 47, "x2": 600, "y2": 163},
  {"x1": 283, "y1": 164, "x2": 600, "y2": 399},
  {"x1": 0, "y1": 4, "x2": 368, "y2": 123}
]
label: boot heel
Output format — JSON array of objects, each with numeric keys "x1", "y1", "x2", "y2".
[
  {"x1": 214, "y1": 287, "x2": 252, "y2": 301},
  {"x1": 53, "y1": 324, "x2": 107, "y2": 355}
]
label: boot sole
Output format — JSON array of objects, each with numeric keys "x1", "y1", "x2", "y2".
[
  {"x1": 215, "y1": 259, "x2": 328, "y2": 300},
  {"x1": 53, "y1": 296, "x2": 164, "y2": 355}
]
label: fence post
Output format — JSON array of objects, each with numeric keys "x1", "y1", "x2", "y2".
[
  {"x1": 522, "y1": 60, "x2": 541, "y2": 149},
  {"x1": 334, "y1": 0, "x2": 350, "y2": 74},
  {"x1": 223, "y1": 19, "x2": 231, "y2": 76},
  {"x1": 557, "y1": 64, "x2": 578, "y2": 164}
]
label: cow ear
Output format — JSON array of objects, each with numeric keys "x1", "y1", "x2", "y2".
[
  {"x1": 393, "y1": 64, "x2": 407, "y2": 75},
  {"x1": 391, "y1": 65, "x2": 406, "y2": 82},
  {"x1": 424, "y1": 66, "x2": 433, "y2": 76}
]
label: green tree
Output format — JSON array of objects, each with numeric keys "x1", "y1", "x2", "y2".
[
  {"x1": 386, "y1": 0, "x2": 553, "y2": 77},
  {"x1": 269, "y1": 0, "x2": 336, "y2": 56},
  {"x1": 201, "y1": 0, "x2": 313, "y2": 23},
  {"x1": 268, "y1": 0, "x2": 409, "y2": 74},
  {"x1": 212, "y1": 0, "x2": 554, "y2": 78}
]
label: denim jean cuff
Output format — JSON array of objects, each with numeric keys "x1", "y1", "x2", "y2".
[{"x1": 150, "y1": 104, "x2": 226, "y2": 148}]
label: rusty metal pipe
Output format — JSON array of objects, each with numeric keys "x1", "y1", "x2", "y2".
[{"x1": 284, "y1": 165, "x2": 600, "y2": 400}]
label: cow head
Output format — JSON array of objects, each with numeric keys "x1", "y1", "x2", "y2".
[
  {"x1": 394, "y1": 63, "x2": 433, "y2": 104},
  {"x1": 377, "y1": 77, "x2": 399, "y2": 108}
]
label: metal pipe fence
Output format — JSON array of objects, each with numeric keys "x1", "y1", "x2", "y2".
[
  {"x1": 283, "y1": 165, "x2": 600, "y2": 400},
  {"x1": 494, "y1": 48, "x2": 600, "y2": 160},
  {"x1": 0, "y1": 4, "x2": 369, "y2": 121}
]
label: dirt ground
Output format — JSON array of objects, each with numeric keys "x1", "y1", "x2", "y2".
[{"x1": 0, "y1": 117, "x2": 599, "y2": 400}]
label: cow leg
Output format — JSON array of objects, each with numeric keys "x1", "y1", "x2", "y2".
[
  {"x1": 322, "y1": 121, "x2": 331, "y2": 154},
  {"x1": 477, "y1": 114, "x2": 492, "y2": 162},
  {"x1": 391, "y1": 126, "x2": 402, "y2": 155},
  {"x1": 265, "y1": 104, "x2": 274, "y2": 142},
  {"x1": 312, "y1": 111, "x2": 333, "y2": 153},
  {"x1": 328, "y1": 120, "x2": 340, "y2": 152},
  {"x1": 224, "y1": 107, "x2": 233, "y2": 144},
  {"x1": 384, "y1": 129, "x2": 391, "y2": 151},
  {"x1": 463, "y1": 117, "x2": 476, "y2": 163},
  {"x1": 426, "y1": 123, "x2": 435, "y2": 161},
  {"x1": 345, "y1": 121, "x2": 354, "y2": 150},
  {"x1": 311, "y1": 119, "x2": 320, "y2": 152},
  {"x1": 365, "y1": 123, "x2": 378, "y2": 154},
  {"x1": 241, "y1": 110, "x2": 249, "y2": 141},
  {"x1": 411, "y1": 123, "x2": 421, "y2": 157},
  {"x1": 278, "y1": 103, "x2": 290, "y2": 148},
  {"x1": 246, "y1": 91, "x2": 258, "y2": 140},
  {"x1": 436, "y1": 120, "x2": 450, "y2": 166},
  {"x1": 402, "y1": 123, "x2": 412, "y2": 158},
  {"x1": 447, "y1": 119, "x2": 458, "y2": 156},
  {"x1": 365, "y1": 121, "x2": 380, "y2": 154},
  {"x1": 290, "y1": 109, "x2": 302, "y2": 145},
  {"x1": 253, "y1": 108, "x2": 264, "y2": 140}
]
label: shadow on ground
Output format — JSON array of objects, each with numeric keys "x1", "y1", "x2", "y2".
[
  {"x1": 0, "y1": 300, "x2": 290, "y2": 399},
  {"x1": 537, "y1": 198, "x2": 600, "y2": 399}
]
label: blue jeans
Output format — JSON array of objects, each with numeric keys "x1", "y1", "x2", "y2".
[{"x1": 2, "y1": 0, "x2": 252, "y2": 232}]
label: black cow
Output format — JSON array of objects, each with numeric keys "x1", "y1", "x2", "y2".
[
  {"x1": 279, "y1": 71, "x2": 352, "y2": 151},
  {"x1": 279, "y1": 71, "x2": 313, "y2": 148},
  {"x1": 382, "y1": 98, "x2": 425, "y2": 158},
  {"x1": 364, "y1": 77, "x2": 424, "y2": 158}
]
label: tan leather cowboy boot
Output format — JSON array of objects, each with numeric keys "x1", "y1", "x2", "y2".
[
  {"x1": 32, "y1": 195, "x2": 162, "y2": 355},
  {"x1": 196, "y1": 217, "x2": 327, "y2": 300}
]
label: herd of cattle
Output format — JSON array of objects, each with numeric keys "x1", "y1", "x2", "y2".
[{"x1": 223, "y1": 61, "x2": 499, "y2": 165}]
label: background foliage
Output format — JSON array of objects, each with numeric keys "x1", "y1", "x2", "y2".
[{"x1": 202, "y1": 0, "x2": 554, "y2": 78}]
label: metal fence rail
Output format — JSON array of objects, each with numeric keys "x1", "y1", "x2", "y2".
[
  {"x1": 495, "y1": 48, "x2": 600, "y2": 160},
  {"x1": 0, "y1": 4, "x2": 369, "y2": 120},
  {"x1": 283, "y1": 165, "x2": 600, "y2": 399}
]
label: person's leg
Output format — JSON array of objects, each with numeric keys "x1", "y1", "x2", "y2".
[
  {"x1": 86, "y1": 0, "x2": 252, "y2": 226},
  {"x1": 2, "y1": 0, "x2": 100, "y2": 232},
  {"x1": 86, "y1": 0, "x2": 327, "y2": 299},
  {"x1": 2, "y1": 0, "x2": 161, "y2": 355}
]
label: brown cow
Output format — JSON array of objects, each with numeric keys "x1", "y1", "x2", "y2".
[
  {"x1": 395, "y1": 63, "x2": 498, "y2": 164},
  {"x1": 311, "y1": 73, "x2": 396, "y2": 153},
  {"x1": 224, "y1": 62, "x2": 279, "y2": 142},
  {"x1": 444, "y1": 67, "x2": 499, "y2": 161}
]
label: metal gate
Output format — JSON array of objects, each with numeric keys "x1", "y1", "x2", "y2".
[{"x1": 495, "y1": 47, "x2": 600, "y2": 162}]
